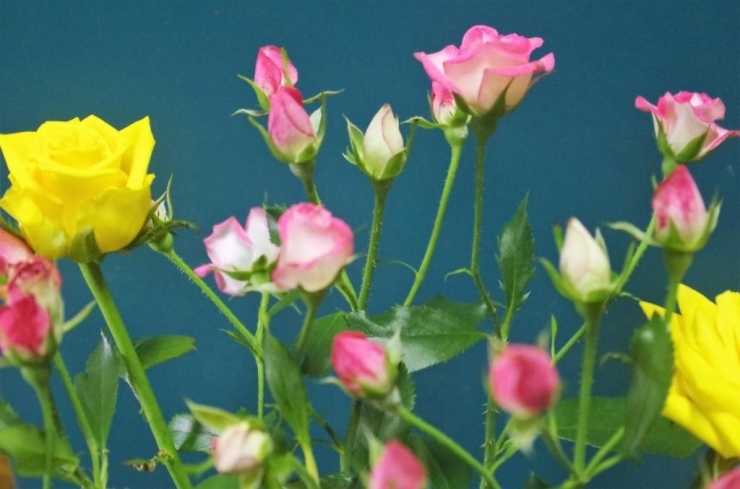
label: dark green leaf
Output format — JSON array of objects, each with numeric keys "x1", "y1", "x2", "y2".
[
  {"x1": 555, "y1": 397, "x2": 700, "y2": 458},
  {"x1": 622, "y1": 314, "x2": 674, "y2": 455},
  {"x1": 168, "y1": 413, "x2": 216, "y2": 452},
  {"x1": 0, "y1": 424, "x2": 79, "y2": 480},
  {"x1": 134, "y1": 335, "x2": 196, "y2": 370},
  {"x1": 264, "y1": 332, "x2": 310, "y2": 442},
  {"x1": 195, "y1": 474, "x2": 240, "y2": 489},
  {"x1": 302, "y1": 312, "x2": 347, "y2": 377},
  {"x1": 408, "y1": 434, "x2": 473, "y2": 489},
  {"x1": 497, "y1": 194, "x2": 535, "y2": 319},
  {"x1": 0, "y1": 399, "x2": 21, "y2": 428},
  {"x1": 344, "y1": 300, "x2": 486, "y2": 372},
  {"x1": 74, "y1": 333, "x2": 121, "y2": 446}
]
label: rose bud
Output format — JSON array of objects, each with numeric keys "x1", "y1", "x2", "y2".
[
  {"x1": 331, "y1": 331, "x2": 397, "y2": 399},
  {"x1": 271, "y1": 203, "x2": 353, "y2": 293},
  {"x1": 359, "y1": 104, "x2": 406, "y2": 180},
  {"x1": 369, "y1": 440, "x2": 427, "y2": 489},
  {"x1": 635, "y1": 91, "x2": 739, "y2": 162},
  {"x1": 559, "y1": 218, "x2": 612, "y2": 302},
  {"x1": 212, "y1": 422, "x2": 272, "y2": 485},
  {"x1": 709, "y1": 467, "x2": 740, "y2": 489},
  {"x1": 652, "y1": 165, "x2": 719, "y2": 252},
  {"x1": 194, "y1": 208, "x2": 280, "y2": 296},
  {"x1": 7, "y1": 256, "x2": 63, "y2": 329},
  {"x1": 415, "y1": 25, "x2": 554, "y2": 117},
  {"x1": 254, "y1": 45, "x2": 298, "y2": 98},
  {"x1": 0, "y1": 295, "x2": 54, "y2": 365},
  {"x1": 266, "y1": 86, "x2": 321, "y2": 164},
  {"x1": 489, "y1": 344, "x2": 560, "y2": 418}
]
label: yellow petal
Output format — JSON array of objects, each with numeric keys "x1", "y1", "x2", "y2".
[
  {"x1": 118, "y1": 116, "x2": 155, "y2": 188},
  {"x1": 0, "y1": 187, "x2": 68, "y2": 258},
  {"x1": 0, "y1": 131, "x2": 39, "y2": 188},
  {"x1": 715, "y1": 291, "x2": 740, "y2": 368},
  {"x1": 676, "y1": 284, "x2": 716, "y2": 329}
]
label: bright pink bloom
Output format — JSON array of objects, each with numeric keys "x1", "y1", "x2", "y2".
[
  {"x1": 431, "y1": 82, "x2": 457, "y2": 125},
  {"x1": 267, "y1": 86, "x2": 318, "y2": 163},
  {"x1": 636, "y1": 91, "x2": 739, "y2": 161},
  {"x1": 195, "y1": 208, "x2": 280, "y2": 296},
  {"x1": 331, "y1": 331, "x2": 395, "y2": 398},
  {"x1": 415, "y1": 25, "x2": 554, "y2": 116},
  {"x1": 254, "y1": 45, "x2": 298, "y2": 97},
  {"x1": 271, "y1": 203, "x2": 353, "y2": 292},
  {"x1": 490, "y1": 344, "x2": 559, "y2": 418},
  {"x1": 710, "y1": 467, "x2": 740, "y2": 489},
  {"x1": 0, "y1": 295, "x2": 52, "y2": 363},
  {"x1": 652, "y1": 165, "x2": 715, "y2": 251},
  {"x1": 369, "y1": 440, "x2": 427, "y2": 489}
]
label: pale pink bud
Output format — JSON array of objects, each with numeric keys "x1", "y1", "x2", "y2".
[
  {"x1": 6, "y1": 256, "x2": 63, "y2": 329},
  {"x1": 709, "y1": 467, "x2": 740, "y2": 489},
  {"x1": 636, "y1": 91, "x2": 739, "y2": 162},
  {"x1": 331, "y1": 331, "x2": 396, "y2": 398},
  {"x1": 490, "y1": 344, "x2": 559, "y2": 418},
  {"x1": 652, "y1": 165, "x2": 715, "y2": 251},
  {"x1": 271, "y1": 203, "x2": 353, "y2": 292},
  {"x1": 431, "y1": 82, "x2": 457, "y2": 125},
  {"x1": 0, "y1": 295, "x2": 53, "y2": 364},
  {"x1": 361, "y1": 104, "x2": 405, "y2": 180},
  {"x1": 195, "y1": 208, "x2": 280, "y2": 296},
  {"x1": 254, "y1": 45, "x2": 298, "y2": 97},
  {"x1": 415, "y1": 25, "x2": 554, "y2": 116},
  {"x1": 212, "y1": 422, "x2": 272, "y2": 477},
  {"x1": 559, "y1": 218, "x2": 612, "y2": 301},
  {"x1": 267, "y1": 86, "x2": 318, "y2": 163},
  {"x1": 369, "y1": 441, "x2": 427, "y2": 489},
  {"x1": 0, "y1": 228, "x2": 32, "y2": 279}
]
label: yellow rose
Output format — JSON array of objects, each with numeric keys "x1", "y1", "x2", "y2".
[
  {"x1": 0, "y1": 115, "x2": 155, "y2": 259},
  {"x1": 640, "y1": 285, "x2": 740, "y2": 458}
]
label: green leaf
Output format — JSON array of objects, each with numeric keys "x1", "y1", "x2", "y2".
[
  {"x1": 168, "y1": 413, "x2": 216, "y2": 452},
  {"x1": 302, "y1": 312, "x2": 348, "y2": 377},
  {"x1": 408, "y1": 434, "x2": 473, "y2": 489},
  {"x1": 196, "y1": 474, "x2": 240, "y2": 489},
  {"x1": 0, "y1": 399, "x2": 21, "y2": 428},
  {"x1": 622, "y1": 314, "x2": 675, "y2": 455},
  {"x1": 0, "y1": 424, "x2": 79, "y2": 481},
  {"x1": 263, "y1": 332, "x2": 310, "y2": 442},
  {"x1": 343, "y1": 299, "x2": 487, "y2": 372},
  {"x1": 555, "y1": 397, "x2": 700, "y2": 458},
  {"x1": 74, "y1": 333, "x2": 121, "y2": 446},
  {"x1": 134, "y1": 335, "x2": 196, "y2": 370},
  {"x1": 497, "y1": 194, "x2": 535, "y2": 320},
  {"x1": 186, "y1": 400, "x2": 241, "y2": 433}
]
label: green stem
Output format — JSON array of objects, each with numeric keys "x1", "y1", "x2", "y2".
[
  {"x1": 663, "y1": 250, "x2": 693, "y2": 323},
  {"x1": 290, "y1": 161, "x2": 321, "y2": 205},
  {"x1": 54, "y1": 353, "x2": 102, "y2": 487},
  {"x1": 341, "y1": 400, "x2": 362, "y2": 472},
  {"x1": 573, "y1": 307, "x2": 602, "y2": 476},
  {"x1": 359, "y1": 179, "x2": 392, "y2": 310},
  {"x1": 299, "y1": 437, "x2": 319, "y2": 483},
  {"x1": 295, "y1": 291, "x2": 325, "y2": 352},
  {"x1": 585, "y1": 428, "x2": 624, "y2": 478},
  {"x1": 397, "y1": 406, "x2": 499, "y2": 489},
  {"x1": 480, "y1": 398, "x2": 496, "y2": 489},
  {"x1": 336, "y1": 272, "x2": 360, "y2": 312},
  {"x1": 25, "y1": 368, "x2": 54, "y2": 489},
  {"x1": 404, "y1": 139, "x2": 464, "y2": 306},
  {"x1": 78, "y1": 262, "x2": 192, "y2": 489},
  {"x1": 163, "y1": 249, "x2": 261, "y2": 358},
  {"x1": 614, "y1": 217, "x2": 655, "y2": 294},
  {"x1": 553, "y1": 323, "x2": 586, "y2": 364},
  {"x1": 256, "y1": 293, "x2": 270, "y2": 419}
]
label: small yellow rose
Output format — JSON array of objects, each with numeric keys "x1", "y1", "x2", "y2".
[
  {"x1": 0, "y1": 115, "x2": 155, "y2": 259},
  {"x1": 640, "y1": 285, "x2": 740, "y2": 459}
]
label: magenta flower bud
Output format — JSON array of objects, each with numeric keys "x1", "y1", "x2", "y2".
[
  {"x1": 212, "y1": 422, "x2": 272, "y2": 482},
  {"x1": 195, "y1": 208, "x2": 280, "y2": 296},
  {"x1": 652, "y1": 165, "x2": 718, "y2": 252},
  {"x1": 254, "y1": 45, "x2": 298, "y2": 98},
  {"x1": 0, "y1": 295, "x2": 53, "y2": 364},
  {"x1": 331, "y1": 331, "x2": 396, "y2": 399},
  {"x1": 710, "y1": 467, "x2": 740, "y2": 489},
  {"x1": 7, "y1": 256, "x2": 63, "y2": 330},
  {"x1": 559, "y1": 218, "x2": 612, "y2": 302},
  {"x1": 272, "y1": 203, "x2": 354, "y2": 293},
  {"x1": 489, "y1": 344, "x2": 559, "y2": 418},
  {"x1": 635, "y1": 91, "x2": 739, "y2": 162},
  {"x1": 415, "y1": 25, "x2": 554, "y2": 116},
  {"x1": 369, "y1": 440, "x2": 427, "y2": 489},
  {"x1": 267, "y1": 86, "x2": 319, "y2": 164}
]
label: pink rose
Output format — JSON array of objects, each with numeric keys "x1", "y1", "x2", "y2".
[
  {"x1": 431, "y1": 82, "x2": 458, "y2": 125},
  {"x1": 0, "y1": 295, "x2": 52, "y2": 364},
  {"x1": 271, "y1": 203, "x2": 353, "y2": 292},
  {"x1": 415, "y1": 25, "x2": 554, "y2": 116},
  {"x1": 7, "y1": 256, "x2": 63, "y2": 327},
  {"x1": 710, "y1": 467, "x2": 740, "y2": 489},
  {"x1": 0, "y1": 228, "x2": 32, "y2": 275},
  {"x1": 636, "y1": 91, "x2": 739, "y2": 162},
  {"x1": 254, "y1": 45, "x2": 298, "y2": 98},
  {"x1": 267, "y1": 86, "x2": 320, "y2": 164},
  {"x1": 331, "y1": 331, "x2": 396, "y2": 398},
  {"x1": 369, "y1": 440, "x2": 427, "y2": 489},
  {"x1": 652, "y1": 165, "x2": 718, "y2": 251},
  {"x1": 489, "y1": 344, "x2": 559, "y2": 418},
  {"x1": 195, "y1": 208, "x2": 280, "y2": 296},
  {"x1": 559, "y1": 218, "x2": 612, "y2": 302}
]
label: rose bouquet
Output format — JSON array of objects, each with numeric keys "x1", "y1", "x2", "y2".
[{"x1": 0, "y1": 21, "x2": 739, "y2": 489}]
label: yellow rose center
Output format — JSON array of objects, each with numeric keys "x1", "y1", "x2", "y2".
[{"x1": 40, "y1": 123, "x2": 112, "y2": 168}]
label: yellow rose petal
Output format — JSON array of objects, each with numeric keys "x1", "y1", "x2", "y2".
[{"x1": 118, "y1": 116, "x2": 155, "y2": 188}]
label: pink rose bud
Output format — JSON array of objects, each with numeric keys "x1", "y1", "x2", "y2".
[
  {"x1": 7, "y1": 256, "x2": 63, "y2": 328},
  {"x1": 331, "y1": 331, "x2": 396, "y2": 399},
  {"x1": 652, "y1": 165, "x2": 718, "y2": 252},
  {"x1": 361, "y1": 104, "x2": 406, "y2": 180},
  {"x1": 559, "y1": 218, "x2": 612, "y2": 302},
  {"x1": 267, "y1": 86, "x2": 320, "y2": 164},
  {"x1": 271, "y1": 203, "x2": 353, "y2": 292},
  {"x1": 489, "y1": 344, "x2": 559, "y2": 418},
  {"x1": 431, "y1": 82, "x2": 458, "y2": 126},
  {"x1": 254, "y1": 45, "x2": 298, "y2": 97},
  {"x1": 369, "y1": 440, "x2": 427, "y2": 489},
  {"x1": 0, "y1": 295, "x2": 53, "y2": 364},
  {"x1": 709, "y1": 467, "x2": 740, "y2": 489},
  {"x1": 415, "y1": 25, "x2": 554, "y2": 116},
  {"x1": 195, "y1": 208, "x2": 280, "y2": 296},
  {"x1": 636, "y1": 91, "x2": 739, "y2": 162},
  {"x1": 0, "y1": 229, "x2": 33, "y2": 276},
  {"x1": 212, "y1": 422, "x2": 273, "y2": 478}
]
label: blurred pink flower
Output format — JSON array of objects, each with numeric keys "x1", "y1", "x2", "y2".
[{"x1": 369, "y1": 440, "x2": 427, "y2": 489}]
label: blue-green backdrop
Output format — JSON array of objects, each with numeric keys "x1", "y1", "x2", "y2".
[{"x1": 1, "y1": 1, "x2": 738, "y2": 488}]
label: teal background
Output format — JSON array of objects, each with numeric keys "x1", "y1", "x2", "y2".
[{"x1": 1, "y1": 1, "x2": 738, "y2": 488}]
